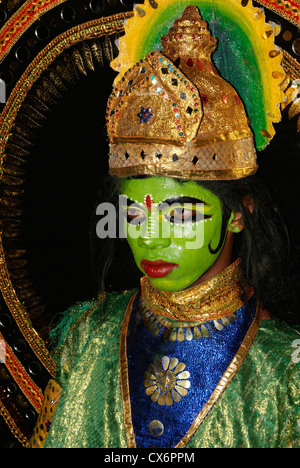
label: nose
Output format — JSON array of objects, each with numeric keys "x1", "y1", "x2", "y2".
[
  {"x1": 138, "y1": 235, "x2": 171, "y2": 249},
  {"x1": 137, "y1": 212, "x2": 171, "y2": 249}
]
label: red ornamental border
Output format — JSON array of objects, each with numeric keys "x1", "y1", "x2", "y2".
[
  {"x1": 1, "y1": 0, "x2": 300, "y2": 64},
  {"x1": 255, "y1": 0, "x2": 300, "y2": 26},
  {"x1": 0, "y1": 0, "x2": 67, "y2": 61},
  {"x1": 0, "y1": 331, "x2": 43, "y2": 412}
]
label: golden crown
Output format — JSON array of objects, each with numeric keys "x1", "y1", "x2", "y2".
[{"x1": 106, "y1": 5, "x2": 257, "y2": 180}]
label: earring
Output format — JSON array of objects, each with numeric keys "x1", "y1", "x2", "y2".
[{"x1": 228, "y1": 223, "x2": 242, "y2": 233}]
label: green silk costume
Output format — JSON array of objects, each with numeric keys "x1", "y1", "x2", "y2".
[{"x1": 36, "y1": 283, "x2": 299, "y2": 449}]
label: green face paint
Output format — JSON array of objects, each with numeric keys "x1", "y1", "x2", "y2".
[{"x1": 121, "y1": 177, "x2": 225, "y2": 292}]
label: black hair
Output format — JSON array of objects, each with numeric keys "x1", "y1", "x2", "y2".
[
  {"x1": 198, "y1": 176, "x2": 299, "y2": 325},
  {"x1": 90, "y1": 174, "x2": 299, "y2": 325}
]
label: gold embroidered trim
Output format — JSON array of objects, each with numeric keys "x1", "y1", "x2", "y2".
[
  {"x1": 109, "y1": 136, "x2": 257, "y2": 181},
  {"x1": 0, "y1": 0, "x2": 68, "y2": 63},
  {"x1": 0, "y1": 399, "x2": 29, "y2": 448},
  {"x1": 0, "y1": 330, "x2": 43, "y2": 412},
  {"x1": 283, "y1": 50, "x2": 300, "y2": 81},
  {"x1": 120, "y1": 292, "x2": 138, "y2": 448},
  {"x1": 0, "y1": 241, "x2": 55, "y2": 376},
  {"x1": 141, "y1": 259, "x2": 252, "y2": 324},
  {"x1": 254, "y1": 0, "x2": 300, "y2": 27},
  {"x1": 110, "y1": 164, "x2": 258, "y2": 181},
  {"x1": 175, "y1": 302, "x2": 262, "y2": 448}
]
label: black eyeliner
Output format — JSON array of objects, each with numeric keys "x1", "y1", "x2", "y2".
[{"x1": 159, "y1": 196, "x2": 206, "y2": 206}]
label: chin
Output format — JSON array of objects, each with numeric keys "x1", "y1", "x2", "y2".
[{"x1": 148, "y1": 276, "x2": 191, "y2": 293}]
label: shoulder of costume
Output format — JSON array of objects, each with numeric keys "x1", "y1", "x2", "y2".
[
  {"x1": 50, "y1": 289, "x2": 138, "y2": 384},
  {"x1": 257, "y1": 318, "x2": 300, "y2": 341},
  {"x1": 251, "y1": 318, "x2": 300, "y2": 376},
  {"x1": 49, "y1": 288, "x2": 138, "y2": 351}
]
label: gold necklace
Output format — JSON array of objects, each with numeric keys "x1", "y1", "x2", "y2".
[
  {"x1": 141, "y1": 259, "x2": 252, "y2": 324},
  {"x1": 140, "y1": 302, "x2": 237, "y2": 342},
  {"x1": 140, "y1": 259, "x2": 253, "y2": 342}
]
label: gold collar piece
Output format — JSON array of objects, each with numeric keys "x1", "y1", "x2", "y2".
[{"x1": 141, "y1": 259, "x2": 252, "y2": 325}]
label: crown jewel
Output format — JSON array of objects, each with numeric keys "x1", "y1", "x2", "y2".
[{"x1": 106, "y1": 5, "x2": 258, "y2": 180}]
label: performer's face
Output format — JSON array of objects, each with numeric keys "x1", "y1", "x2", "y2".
[{"x1": 121, "y1": 177, "x2": 226, "y2": 292}]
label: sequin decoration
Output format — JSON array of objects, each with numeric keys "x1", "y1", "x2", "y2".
[
  {"x1": 137, "y1": 106, "x2": 153, "y2": 123},
  {"x1": 144, "y1": 356, "x2": 190, "y2": 406},
  {"x1": 149, "y1": 420, "x2": 164, "y2": 437}
]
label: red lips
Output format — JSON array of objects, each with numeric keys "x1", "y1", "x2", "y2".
[{"x1": 140, "y1": 259, "x2": 178, "y2": 278}]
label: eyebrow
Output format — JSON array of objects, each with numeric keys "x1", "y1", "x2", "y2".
[
  {"x1": 125, "y1": 196, "x2": 206, "y2": 206},
  {"x1": 160, "y1": 196, "x2": 207, "y2": 206}
]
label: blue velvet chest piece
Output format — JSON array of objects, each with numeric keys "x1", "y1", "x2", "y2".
[{"x1": 126, "y1": 293, "x2": 257, "y2": 448}]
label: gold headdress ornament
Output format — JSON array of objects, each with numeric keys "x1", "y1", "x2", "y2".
[
  {"x1": 106, "y1": 2, "x2": 287, "y2": 181},
  {"x1": 107, "y1": 5, "x2": 256, "y2": 180}
]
